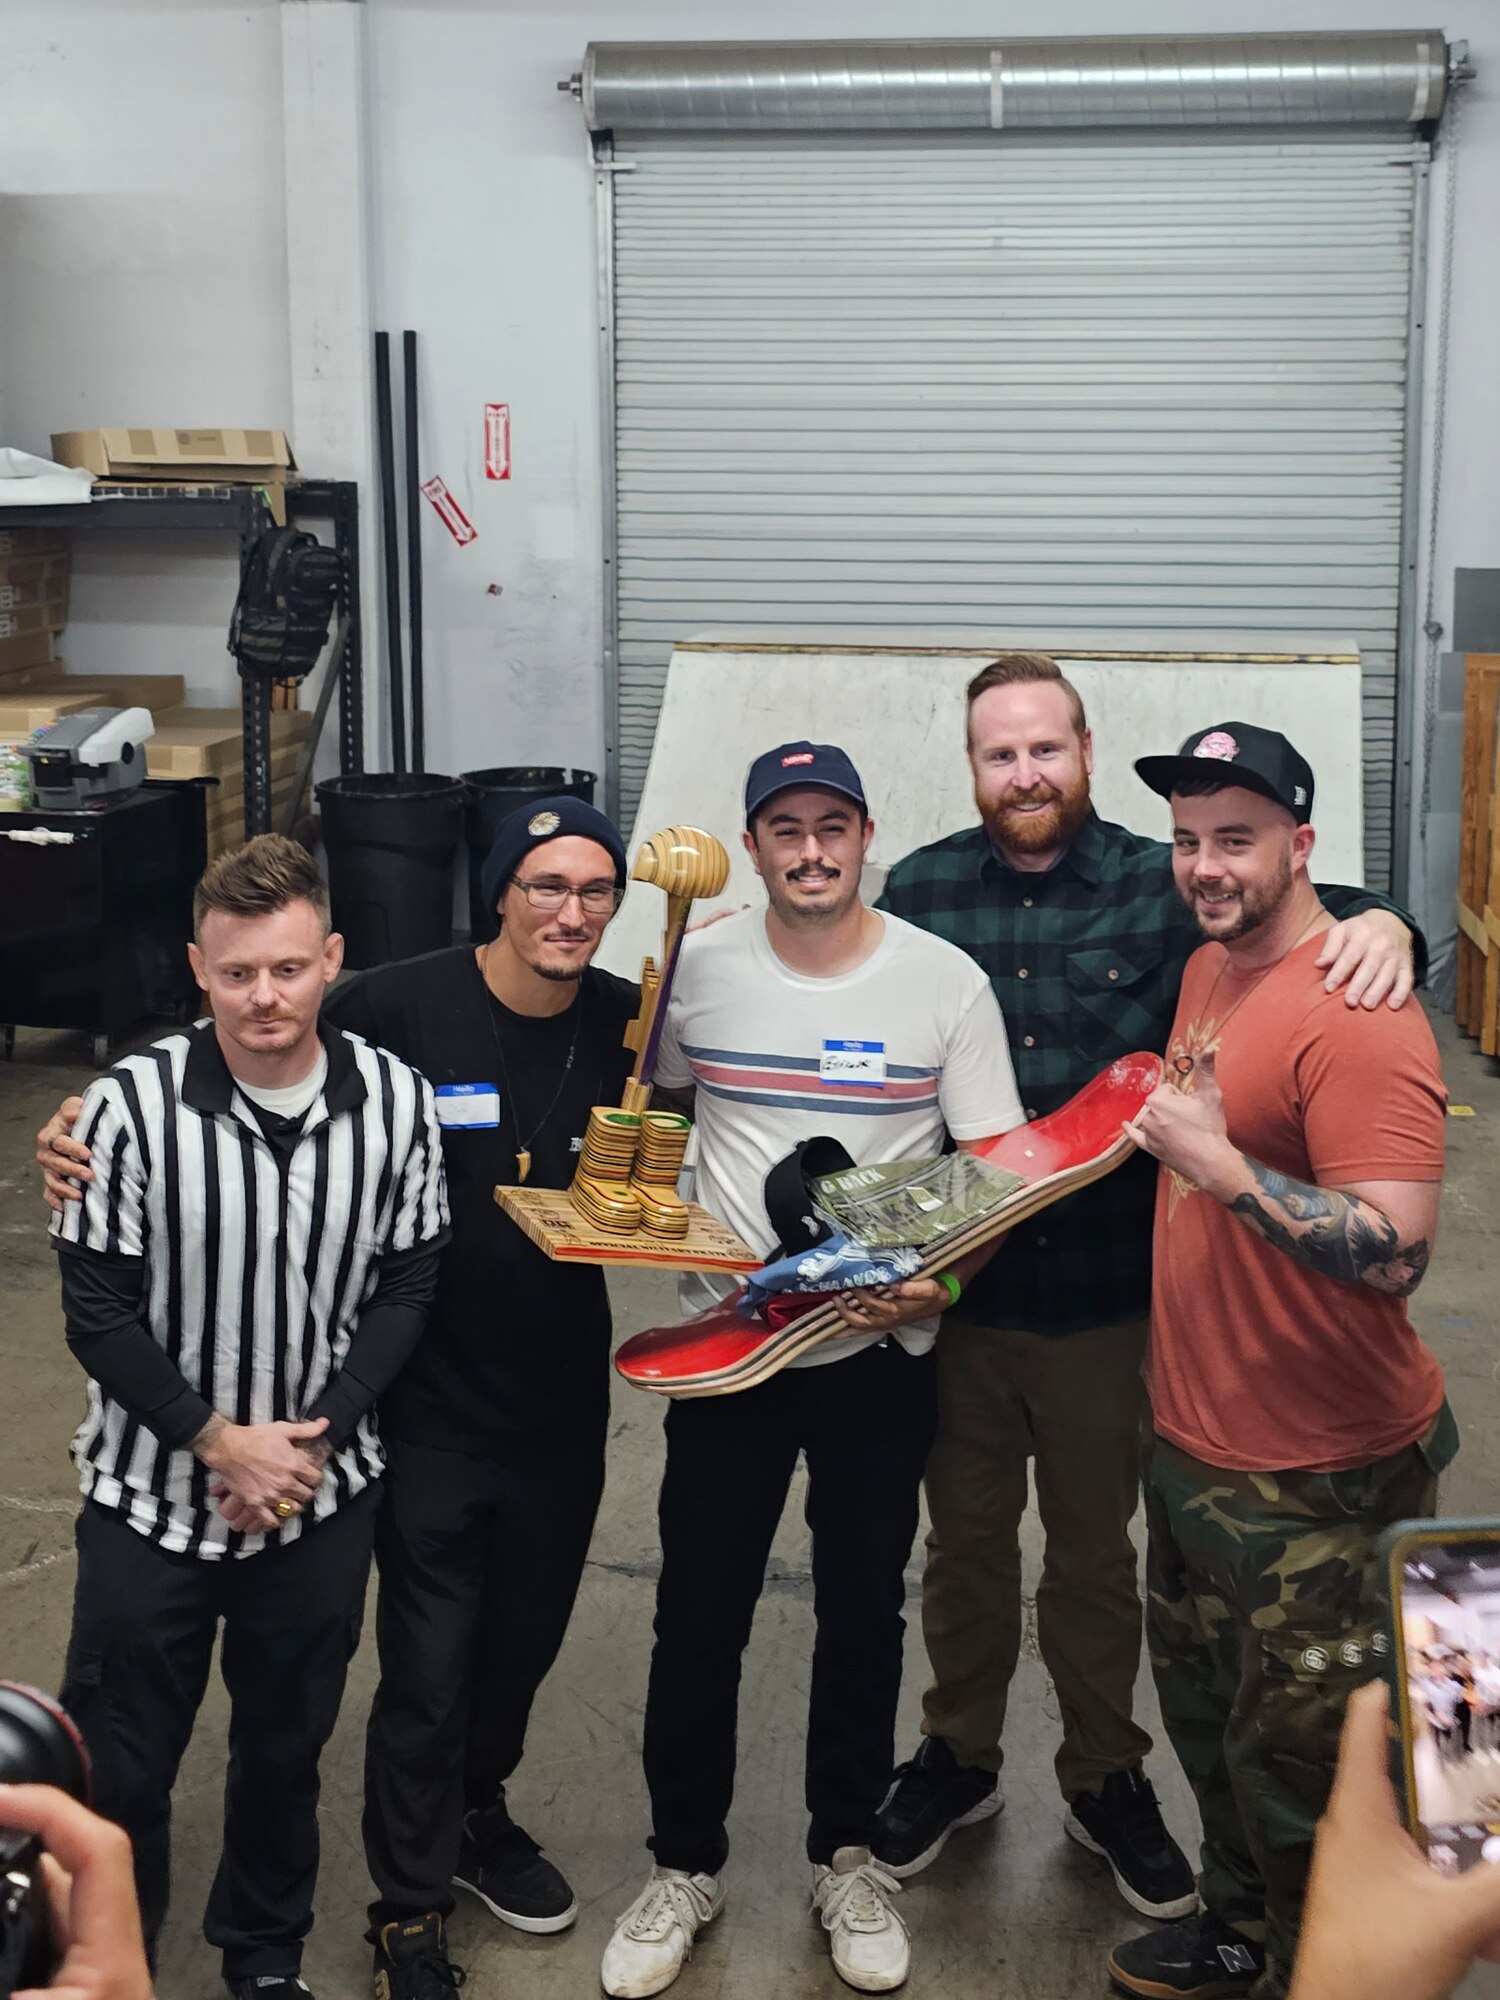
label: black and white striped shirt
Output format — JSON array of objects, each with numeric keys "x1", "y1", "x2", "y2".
[{"x1": 52, "y1": 1021, "x2": 448, "y2": 1559}]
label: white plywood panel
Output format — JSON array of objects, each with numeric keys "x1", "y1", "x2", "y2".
[{"x1": 597, "y1": 633, "x2": 1363, "y2": 979}]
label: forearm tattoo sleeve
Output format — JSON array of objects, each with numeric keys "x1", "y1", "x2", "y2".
[{"x1": 1227, "y1": 1162, "x2": 1431, "y2": 1298}]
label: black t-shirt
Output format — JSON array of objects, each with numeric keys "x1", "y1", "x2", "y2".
[{"x1": 323, "y1": 946, "x2": 638, "y2": 1450}]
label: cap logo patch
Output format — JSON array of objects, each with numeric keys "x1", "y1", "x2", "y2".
[
  {"x1": 781, "y1": 752, "x2": 815, "y2": 767},
  {"x1": 1294, "y1": 785, "x2": 1308, "y2": 806},
  {"x1": 1193, "y1": 730, "x2": 1239, "y2": 762},
  {"x1": 527, "y1": 810, "x2": 561, "y2": 837}
]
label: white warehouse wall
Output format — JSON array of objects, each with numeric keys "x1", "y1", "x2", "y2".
[
  {"x1": 0, "y1": 0, "x2": 291, "y2": 703},
  {"x1": 0, "y1": 0, "x2": 1494, "y2": 843}
]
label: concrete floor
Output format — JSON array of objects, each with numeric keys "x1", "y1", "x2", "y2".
[{"x1": 3, "y1": 1011, "x2": 1499, "y2": 2000}]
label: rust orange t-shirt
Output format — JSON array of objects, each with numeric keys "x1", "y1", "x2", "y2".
[{"x1": 1147, "y1": 931, "x2": 1447, "y2": 1473}]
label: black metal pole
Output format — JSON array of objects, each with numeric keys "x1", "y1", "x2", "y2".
[
  {"x1": 373, "y1": 330, "x2": 407, "y2": 777},
  {"x1": 403, "y1": 329, "x2": 425, "y2": 774}
]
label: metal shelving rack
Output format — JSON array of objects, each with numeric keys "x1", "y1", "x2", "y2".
[{"x1": 0, "y1": 478, "x2": 364, "y2": 836}]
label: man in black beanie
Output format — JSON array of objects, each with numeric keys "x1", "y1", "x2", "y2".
[{"x1": 37, "y1": 796, "x2": 640, "y2": 2000}]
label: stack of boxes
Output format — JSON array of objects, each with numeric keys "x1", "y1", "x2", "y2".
[
  {"x1": 0, "y1": 524, "x2": 72, "y2": 688},
  {"x1": 146, "y1": 707, "x2": 312, "y2": 856},
  {"x1": 2, "y1": 432, "x2": 308, "y2": 837}
]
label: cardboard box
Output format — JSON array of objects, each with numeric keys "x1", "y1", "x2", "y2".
[
  {"x1": 0, "y1": 689, "x2": 96, "y2": 735},
  {"x1": 21, "y1": 671, "x2": 186, "y2": 715},
  {"x1": 0, "y1": 628, "x2": 57, "y2": 677},
  {"x1": 51, "y1": 429, "x2": 294, "y2": 483},
  {"x1": 146, "y1": 706, "x2": 310, "y2": 780},
  {"x1": 0, "y1": 526, "x2": 68, "y2": 558},
  {"x1": 0, "y1": 553, "x2": 71, "y2": 632},
  {"x1": 206, "y1": 780, "x2": 299, "y2": 859},
  {"x1": 0, "y1": 602, "x2": 56, "y2": 641}
]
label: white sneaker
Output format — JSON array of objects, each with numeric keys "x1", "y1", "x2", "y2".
[
  {"x1": 813, "y1": 1846, "x2": 909, "y2": 1993},
  {"x1": 600, "y1": 1866, "x2": 724, "y2": 1998}
]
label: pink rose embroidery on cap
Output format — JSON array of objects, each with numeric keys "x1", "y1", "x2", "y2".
[{"x1": 1193, "y1": 731, "x2": 1239, "y2": 761}]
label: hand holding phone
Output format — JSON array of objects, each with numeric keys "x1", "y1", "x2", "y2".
[
  {"x1": 1289, "y1": 1680, "x2": 1500, "y2": 2000},
  {"x1": 1380, "y1": 1520, "x2": 1500, "y2": 1876}
]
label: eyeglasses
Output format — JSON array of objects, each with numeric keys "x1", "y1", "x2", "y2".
[{"x1": 509, "y1": 876, "x2": 623, "y2": 915}]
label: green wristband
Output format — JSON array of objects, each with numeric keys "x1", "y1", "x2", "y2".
[{"x1": 936, "y1": 1270, "x2": 962, "y2": 1308}]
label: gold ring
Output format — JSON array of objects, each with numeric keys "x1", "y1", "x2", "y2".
[{"x1": 273, "y1": 1499, "x2": 297, "y2": 1521}]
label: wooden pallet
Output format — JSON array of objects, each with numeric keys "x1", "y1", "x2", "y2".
[{"x1": 1457, "y1": 655, "x2": 1500, "y2": 1049}]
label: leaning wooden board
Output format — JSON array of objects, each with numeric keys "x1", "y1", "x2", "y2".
[
  {"x1": 496, "y1": 1184, "x2": 761, "y2": 1275},
  {"x1": 614, "y1": 1051, "x2": 1163, "y2": 1397}
]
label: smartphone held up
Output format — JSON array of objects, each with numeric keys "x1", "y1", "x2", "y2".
[{"x1": 1383, "y1": 1519, "x2": 1500, "y2": 1878}]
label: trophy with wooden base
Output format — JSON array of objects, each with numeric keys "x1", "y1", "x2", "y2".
[{"x1": 495, "y1": 825, "x2": 760, "y2": 1273}]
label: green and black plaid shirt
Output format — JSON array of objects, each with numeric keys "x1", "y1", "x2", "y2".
[{"x1": 878, "y1": 812, "x2": 1412, "y2": 1335}]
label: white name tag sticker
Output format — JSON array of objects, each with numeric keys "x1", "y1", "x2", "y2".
[
  {"x1": 820, "y1": 1039, "x2": 887, "y2": 1088},
  {"x1": 435, "y1": 1082, "x2": 501, "y2": 1128}
]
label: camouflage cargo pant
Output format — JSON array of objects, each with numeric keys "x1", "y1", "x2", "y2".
[{"x1": 1145, "y1": 1417, "x2": 1452, "y2": 1996}]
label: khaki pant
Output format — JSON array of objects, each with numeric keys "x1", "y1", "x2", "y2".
[{"x1": 920, "y1": 1315, "x2": 1153, "y2": 1799}]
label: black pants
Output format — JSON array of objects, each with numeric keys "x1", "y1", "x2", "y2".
[
  {"x1": 59, "y1": 1489, "x2": 376, "y2": 1980},
  {"x1": 363, "y1": 1428, "x2": 606, "y2": 1925},
  {"x1": 644, "y1": 1339, "x2": 939, "y2": 1873}
]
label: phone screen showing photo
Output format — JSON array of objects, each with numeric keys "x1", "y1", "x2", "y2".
[{"x1": 1395, "y1": 1535, "x2": 1500, "y2": 1874}]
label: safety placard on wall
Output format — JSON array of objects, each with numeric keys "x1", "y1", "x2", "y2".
[
  {"x1": 484, "y1": 403, "x2": 511, "y2": 480},
  {"x1": 420, "y1": 475, "x2": 477, "y2": 546}
]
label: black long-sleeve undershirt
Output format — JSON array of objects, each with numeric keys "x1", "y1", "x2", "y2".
[{"x1": 56, "y1": 1235, "x2": 446, "y2": 1452}]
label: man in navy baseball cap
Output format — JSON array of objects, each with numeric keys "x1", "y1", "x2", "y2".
[{"x1": 744, "y1": 741, "x2": 868, "y2": 826}]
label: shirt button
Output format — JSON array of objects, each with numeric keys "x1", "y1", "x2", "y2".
[
  {"x1": 1108, "y1": 968, "x2": 1120, "y2": 981},
  {"x1": 1022, "y1": 896, "x2": 1034, "y2": 908},
  {"x1": 1026, "y1": 1108, "x2": 1038, "y2": 1121},
  {"x1": 1017, "y1": 968, "x2": 1029, "y2": 980},
  {"x1": 1037, "y1": 1235, "x2": 1048, "y2": 1248},
  {"x1": 1023, "y1": 1035, "x2": 1035, "y2": 1048}
]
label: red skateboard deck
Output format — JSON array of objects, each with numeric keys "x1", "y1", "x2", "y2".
[{"x1": 615, "y1": 1050, "x2": 1164, "y2": 1398}]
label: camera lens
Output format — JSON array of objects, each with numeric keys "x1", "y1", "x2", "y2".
[{"x1": 0, "y1": 1684, "x2": 90, "y2": 1802}]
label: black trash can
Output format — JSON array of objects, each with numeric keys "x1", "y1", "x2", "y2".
[
  {"x1": 461, "y1": 765, "x2": 597, "y2": 941},
  {"x1": 316, "y1": 772, "x2": 466, "y2": 969}
]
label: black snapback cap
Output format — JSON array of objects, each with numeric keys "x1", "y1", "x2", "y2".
[{"x1": 1134, "y1": 721, "x2": 1315, "y2": 825}]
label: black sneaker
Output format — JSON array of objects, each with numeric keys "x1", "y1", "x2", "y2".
[
  {"x1": 871, "y1": 1735, "x2": 1002, "y2": 1879},
  {"x1": 452, "y1": 1802, "x2": 578, "y2": 1934},
  {"x1": 1108, "y1": 1911, "x2": 1264, "y2": 1998},
  {"x1": 228, "y1": 1979, "x2": 313, "y2": 2000},
  {"x1": 1066, "y1": 1765, "x2": 1199, "y2": 1919},
  {"x1": 372, "y1": 1914, "x2": 466, "y2": 2000}
]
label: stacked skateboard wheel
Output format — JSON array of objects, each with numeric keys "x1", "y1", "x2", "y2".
[
  {"x1": 630, "y1": 1113, "x2": 692, "y2": 1239},
  {"x1": 572, "y1": 1108, "x2": 644, "y2": 1232},
  {"x1": 570, "y1": 1106, "x2": 692, "y2": 1238}
]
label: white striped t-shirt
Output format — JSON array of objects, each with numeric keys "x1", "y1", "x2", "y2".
[{"x1": 657, "y1": 909, "x2": 1024, "y2": 1344}]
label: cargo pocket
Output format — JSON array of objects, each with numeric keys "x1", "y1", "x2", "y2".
[{"x1": 1244, "y1": 1620, "x2": 1381, "y2": 1797}]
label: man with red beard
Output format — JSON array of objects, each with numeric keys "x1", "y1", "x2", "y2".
[{"x1": 871, "y1": 655, "x2": 1422, "y2": 1924}]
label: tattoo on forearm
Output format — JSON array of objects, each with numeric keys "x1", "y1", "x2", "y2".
[
  {"x1": 1228, "y1": 1163, "x2": 1430, "y2": 1297},
  {"x1": 190, "y1": 1412, "x2": 229, "y2": 1459}
]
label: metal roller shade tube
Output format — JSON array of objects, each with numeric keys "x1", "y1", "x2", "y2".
[{"x1": 574, "y1": 32, "x2": 1449, "y2": 132}]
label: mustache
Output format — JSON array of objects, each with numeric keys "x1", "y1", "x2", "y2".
[
  {"x1": 787, "y1": 861, "x2": 841, "y2": 882},
  {"x1": 1000, "y1": 785, "x2": 1062, "y2": 810}
]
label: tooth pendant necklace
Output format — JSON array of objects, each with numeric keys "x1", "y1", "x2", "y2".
[{"x1": 481, "y1": 943, "x2": 584, "y2": 1184}]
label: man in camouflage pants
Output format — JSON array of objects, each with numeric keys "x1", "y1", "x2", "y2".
[{"x1": 1109, "y1": 723, "x2": 1452, "y2": 2000}]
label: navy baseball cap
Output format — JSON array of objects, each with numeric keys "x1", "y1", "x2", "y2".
[
  {"x1": 744, "y1": 742, "x2": 868, "y2": 824},
  {"x1": 480, "y1": 795, "x2": 628, "y2": 916},
  {"x1": 1135, "y1": 722, "x2": 1315, "y2": 825}
]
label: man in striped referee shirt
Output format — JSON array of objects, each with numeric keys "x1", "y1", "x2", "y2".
[{"x1": 50, "y1": 835, "x2": 448, "y2": 2000}]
